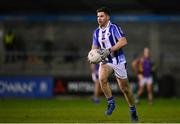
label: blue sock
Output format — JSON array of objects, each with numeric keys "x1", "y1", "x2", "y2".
[
  {"x1": 107, "y1": 96, "x2": 114, "y2": 104},
  {"x1": 130, "y1": 106, "x2": 138, "y2": 121},
  {"x1": 130, "y1": 106, "x2": 136, "y2": 113}
]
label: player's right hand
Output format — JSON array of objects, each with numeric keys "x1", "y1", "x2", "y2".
[{"x1": 101, "y1": 48, "x2": 111, "y2": 59}]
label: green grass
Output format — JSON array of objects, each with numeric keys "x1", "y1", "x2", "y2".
[{"x1": 0, "y1": 97, "x2": 180, "y2": 123}]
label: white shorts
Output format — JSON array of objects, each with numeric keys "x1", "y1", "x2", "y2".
[
  {"x1": 140, "y1": 76, "x2": 153, "y2": 86},
  {"x1": 107, "y1": 62, "x2": 128, "y2": 79}
]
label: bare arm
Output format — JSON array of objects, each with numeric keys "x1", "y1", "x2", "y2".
[
  {"x1": 131, "y1": 58, "x2": 138, "y2": 73},
  {"x1": 100, "y1": 37, "x2": 127, "y2": 59},
  {"x1": 110, "y1": 37, "x2": 127, "y2": 52},
  {"x1": 90, "y1": 64, "x2": 96, "y2": 73}
]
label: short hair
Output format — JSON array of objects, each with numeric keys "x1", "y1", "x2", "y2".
[{"x1": 96, "y1": 7, "x2": 111, "y2": 16}]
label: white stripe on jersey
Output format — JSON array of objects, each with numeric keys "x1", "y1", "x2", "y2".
[{"x1": 98, "y1": 29, "x2": 112, "y2": 49}]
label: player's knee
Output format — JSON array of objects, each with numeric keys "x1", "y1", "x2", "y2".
[
  {"x1": 147, "y1": 88, "x2": 152, "y2": 93},
  {"x1": 99, "y1": 77, "x2": 108, "y2": 84},
  {"x1": 120, "y1": 87, "x2": 129, "y2": 94}
]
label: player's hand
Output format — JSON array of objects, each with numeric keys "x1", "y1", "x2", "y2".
[{"x1": 101, "y1": 48, "x2": 111, "y2": 59}]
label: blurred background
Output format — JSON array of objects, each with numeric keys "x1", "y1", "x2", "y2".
[{"x1": 0, "y1": 0, "x2": 180, "y2": 98}]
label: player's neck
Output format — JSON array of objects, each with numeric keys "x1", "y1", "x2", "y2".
[{"x1": 100, "y1": 21, "x2": 109, "y2": 29}]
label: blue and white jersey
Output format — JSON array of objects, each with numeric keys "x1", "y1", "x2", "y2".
[{"x1": 92, "y1": 21, "x2": 126, "y2": 64}]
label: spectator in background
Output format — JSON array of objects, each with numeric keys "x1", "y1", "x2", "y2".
[
  {"x1": 90, "y1": 64, "x2": 101, "y2": 104},
  {"x1": 131, "y1": 47, "x2": 154, "y2": 105},
  {"x1": 3, "y1": 29, "x2": 16, "y2": 63}
]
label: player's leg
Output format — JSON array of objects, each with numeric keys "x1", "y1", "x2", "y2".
[
  {"x1": 92, "y1": 72, "x2": 101, "y2": 103},
  {"x1": 93, "y1": 79, "x2": 101, "y2": 103},
  {"x1": 116, "y1": 78, "x2": 138, "y2": 122},
  {"x1": 146, "y1": 77, "x2": 153, "y2": 105},
  {"x1": 113, "y1": 63, "x2": 138, "y2": 122},
  {"x1": 99, "y1": 64, "x2": 113, "y2": 98},
  {"x1": 99, "y1": 64, "x2": 115, "y2": 115},
  {"x1": 116, "y1": 78, "x2": 135, "y2": 106},
  {"x1": 136, "y1": 77, "x2": 145, "y2": 103},
  {"x1": 137, "y1": 85, "x2": 145, "y2": 98},
  {"x1": 134, "y1": 74, "x2": 143, "y2": 103}
]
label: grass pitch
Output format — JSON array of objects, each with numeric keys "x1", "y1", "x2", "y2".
[{"x1": 0, "y1": 97, "x2": 180, "y2": 123}]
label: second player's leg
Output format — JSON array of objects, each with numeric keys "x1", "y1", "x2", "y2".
[
  {"x1": 147, "y1": 82, "x2": 153, "y2": 104},
  {"x1": 93, "y1": 80, "x2": 101, "y2": 103},
  {"x1": 137, "y1": 84, "x2": 145, "y2": 98}
]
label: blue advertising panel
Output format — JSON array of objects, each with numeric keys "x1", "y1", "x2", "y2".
[{"x1": 0, "y1": 76, "x2": 53, "y2": 97}]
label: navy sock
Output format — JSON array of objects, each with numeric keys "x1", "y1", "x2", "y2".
[
  {"x1": 107, "y1": 96, "x2": 114, "y2": 104},
  {"x1": 130, "y1": 106, "x2": 137, "y2": 113}
]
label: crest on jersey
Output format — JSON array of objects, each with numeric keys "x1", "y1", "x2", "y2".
[{"x1": 107, "y1": 32, "x2": 111, "y2": 36}]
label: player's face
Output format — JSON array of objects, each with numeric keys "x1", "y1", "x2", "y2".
[
  {"x1": 97, "y1": 12, "x2": 109, "y2": 27},
  {"x1": 144, "y1": 47, "x2": 150, "y2": 58}
]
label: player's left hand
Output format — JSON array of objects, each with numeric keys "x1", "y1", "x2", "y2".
[{"x1": 101, "y1": 48, "x2": 111, "y2": 59}]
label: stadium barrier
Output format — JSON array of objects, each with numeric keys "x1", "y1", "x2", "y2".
[
  {"x1": 0, "y1": 75, "x2": 176, "y2": 98},
  {"x1": 0, "y1": 76, "x2": 53, "y2": 97},
  {"x1": 53, "y1": 76, "x2": 138, "y2": 96}
]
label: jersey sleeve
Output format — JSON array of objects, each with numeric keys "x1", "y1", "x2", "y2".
[
  {"x1": 113, "y1": 24, "x2": 126, "y2": 39},
  {"x1": 92, "y1": 30, "x2": 100, "y2": 47}
]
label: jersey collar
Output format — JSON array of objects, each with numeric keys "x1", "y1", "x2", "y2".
[{"x1": 99, "y1": 21, "x2": 111, "y2": 30}]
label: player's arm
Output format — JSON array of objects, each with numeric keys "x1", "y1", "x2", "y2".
[
  {"x1": 131, "y1": 58, "x2": 139, "y2": 73},
  {"x1": 91, "y1": 30, "x2": 100, "y2": 50},
  {"x1": 110, "y1": 25, "x2": 127, "y2": 52},
  {"x1": 101, "y1": 25, "x2": 127, "y2": 58},
  {"x1": 90, "y1": 64, "x2": 96, "y2": 73},
  {"x1": 110, "y1": 37, "x2": 127, "y2": 52},
  {"x1": 88, "y1": 30, "x2": 101, "y2": 63}
]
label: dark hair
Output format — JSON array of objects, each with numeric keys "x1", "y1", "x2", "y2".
[{"x1": 96, "y1": 7, "x2": 111, "y2": 16}]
